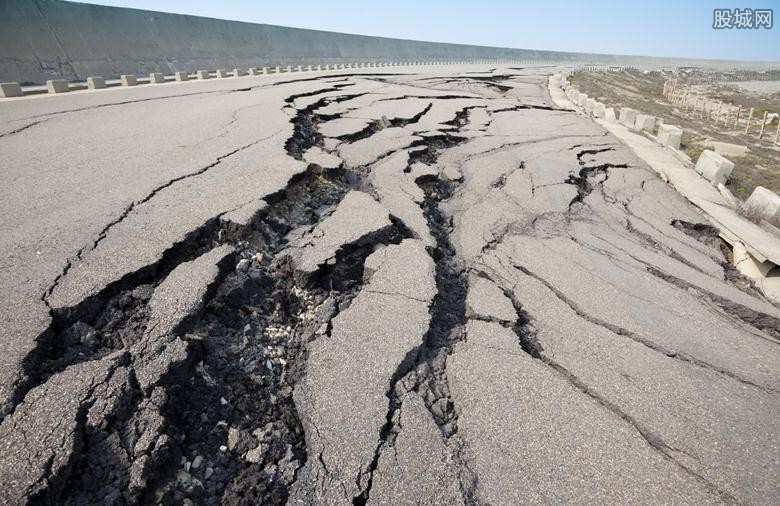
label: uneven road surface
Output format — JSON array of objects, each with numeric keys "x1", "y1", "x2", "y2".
[{"x1": 1, "y1": 66, "x2": 779, "y2": 505}]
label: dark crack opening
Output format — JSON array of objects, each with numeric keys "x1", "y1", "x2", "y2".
[{"x1": 353, "y1": 115, "x2": 477, "y2": 506}]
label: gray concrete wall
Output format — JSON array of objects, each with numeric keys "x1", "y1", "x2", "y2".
[{"x1": 1, "y1": 0, "x2": 777, "y2": 84}]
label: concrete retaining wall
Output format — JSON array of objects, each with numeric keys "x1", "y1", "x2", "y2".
[{"x1": 2, "y1": 0, "x2": 778, "y2": 84}]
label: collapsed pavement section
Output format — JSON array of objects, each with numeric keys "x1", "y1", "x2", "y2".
[{"x1": 1, "y1": 65, "x2": 779, "y2": 505}]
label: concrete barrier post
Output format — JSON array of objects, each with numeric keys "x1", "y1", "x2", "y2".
[
  {"x1": 233, "y1": 69, "x2": 245, "y2": 77},
  {"x1": 120, "y1": 74, "x2": 137, "y2": 86},
  {"x1": 174, "y1": 71, "x2": 189, "y2": 81},
  {"x1": 695, "y1": 150, "x2": 734, "y2": 186},
  {"x1": 0, "y1": 82, "x2": 22, "y2": 97},
  {"x1": 261, "y1": 67, "x2": 269, "y2": 74},
  {"x1": 248, "y1": 68, "x2": 258, "y2": 75},
  {"x1": 619, "y1": 107, "x2": 637, "y2": 128},
  {"x1": 197, "y1": 70, "x2": 210, "y2": 79},
  {"x1": 286, "y1": 65, "x2": 292, "y2": 73},
  {"x1": 216, "y1": 69, "x2": 228, "y2": 78},
  {"x1": 274, "y1": 66, "x2": 281, "y2": 74},
  {"x1": 634, "y1": 114, "x2": 656, "y2": 132},
  {"x1": 47, "y1": 79, "x2": 70, "y2": 93},
  {"x1": 149, "y1": 72, "x2": 165, "y2": 84},
  {"x1": 744, "y1": 186, "x2": 780, "y2": 223},
  {"x1": 657, "y1": 124, "x2": 682, "y2": 149},
  {"x1": 87, "y1": 76, "x2": 106, "y2": 89}
]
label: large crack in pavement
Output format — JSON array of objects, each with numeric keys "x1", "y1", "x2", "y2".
[
  {"x1": 565, "y1": 147, "x2": 628, "y2": 208},
  {"x1": 146, "y1": 171, "x2": 410, "y2": 505},
  {"x1": 8, "y1": 207, "x2": 232, "y2": 425},
  {"x1": 353, "y1": 124, "x2": 478, "y2": 505},
  {"x1": 1, "y1": 81, "x2": 385, "y2": 505}
]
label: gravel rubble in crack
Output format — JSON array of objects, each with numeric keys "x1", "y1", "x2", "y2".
[
  {"x1": 2, "y1": 83, "x2": 403, "y2": 506},
  {"x1": 145, "y1": 89, "x2": 412, "y2": 505}
]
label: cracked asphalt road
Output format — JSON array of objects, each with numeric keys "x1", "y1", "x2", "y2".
[{"x1": 1, "y1": 66, "x2": 778, "y2": 505}]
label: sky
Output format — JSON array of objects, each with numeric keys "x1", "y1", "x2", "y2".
[{"x1": 78, "y1": 0, "x2": 780, "y2": 61}]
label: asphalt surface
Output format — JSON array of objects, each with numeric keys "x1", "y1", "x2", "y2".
[{"x1": 0, "y1": 65, "x2": 778, "y2": 505}]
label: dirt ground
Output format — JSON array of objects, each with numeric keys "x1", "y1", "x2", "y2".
[{"x1": 569, "y1": 70, "x2": 780, "y2": 199}]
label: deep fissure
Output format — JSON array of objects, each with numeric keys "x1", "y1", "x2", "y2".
[{"x1": 353, "y1": 115, "x2": 476, "y2": 505}]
